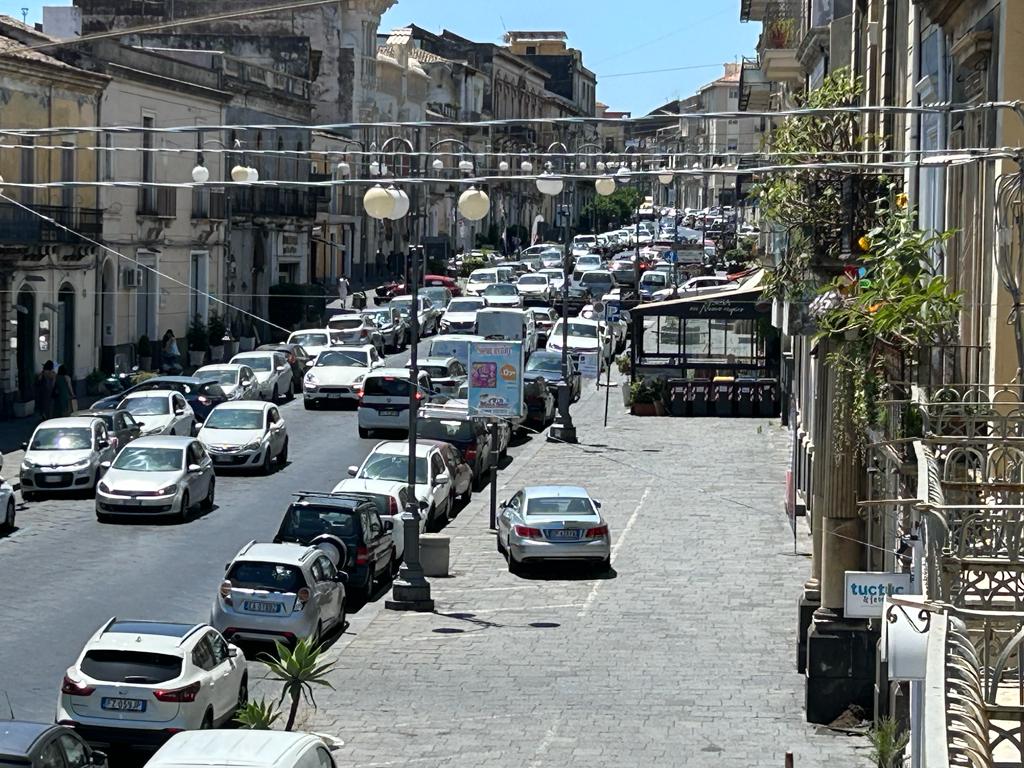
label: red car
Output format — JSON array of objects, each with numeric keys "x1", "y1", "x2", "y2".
[{"x1": 393, "y1": 274, "x2": 462, "y2": 297}]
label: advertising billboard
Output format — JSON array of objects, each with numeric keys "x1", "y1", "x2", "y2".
[{"x1": 468, "y1": 341, "x2": 524, "y2": 418}]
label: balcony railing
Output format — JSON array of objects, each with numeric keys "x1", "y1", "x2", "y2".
[
  {"x1": 309, "y1": 172, "x2": 332, "y2": 213},
  {"x1": 0, "y1": 203, "x2": 103, "y2": 244},
  {"x1": 231, "y1": 188, "x2": 316, "y2": 219},
  {"x1": 191, "y1": 189, "x2": 227, "y2": 220},
  {"x1": 137, "y1": 187, "x2": 177, "y2": 218}
]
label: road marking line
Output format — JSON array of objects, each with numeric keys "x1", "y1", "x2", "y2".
[{"x1": 576, "y1": 486, "x2": 649, "y2": 618}]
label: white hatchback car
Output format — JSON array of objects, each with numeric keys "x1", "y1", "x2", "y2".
[
  {"x1": 146, "y1": 730, "x2": 341, "y2": 768},
  {"x1": 229, "y1": 352, "x2": 294, "y2": 402},
  {"x1": 57, "y1": 619, "x2": 247, "y2": 748},
  {"x1": 120, "y1": 391, "x2": 195, "y2": 437},
  {"x1": 210, "y1": 542, "x2": 347, "y2": 646},
  {"x1": 197, "y1": 401, "x2": 288, "y2": 475},
  {"x1": 357, "y1": 369, "x2": 434, "y2": 439}
]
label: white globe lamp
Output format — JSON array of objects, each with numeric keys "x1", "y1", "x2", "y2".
[
  {"x1": 230, "y1": 165, "x2": 249, "y2": 183},
  {"x1": 369, "y1": 160, "x2": 381, "y2": 177},
  {"x1": 536, "y1": 173, "x2": 564, "y2": 196},
  {"x1": 387, "y1": 187, "x2": 410, "y2": 220},
  {"x1": 596, "y1": 161, "x2": 606, "y2": 172},
  {"x1": 336, "y1": 160, "x2": 351, "y2": 177},
  {"x1": 498, "y1": 159, "x2": 510, "y2": 172},
  {"x1": 246, "y1": 167, "x2": 259, "y2": 183},
  {"x1": 520, "y1": 158, "x2": 533, "y2": 173},
  {"x1": 363, "y1": 184, "x2": 396, "y2": 220},
  {"x1": 432, "y1": 158, "x2": 444, "y2": 172},
  {"x1": 594, "y1": 177, "x2": 616, "y2": 196},
  {"x1": 457, "y1": 186, "x2": 490, "y2": 221},
  {"x1": 458, "y1": 159, "x2": 474, "y2": 173},
  {"x1": 191, "y1": 165, "x2": 210, "y2": 184},
  {"x1": 616, "y1": 165, "x2": 631, "y2": 181},
  {"x1": 658, "y1": 169, "x2": 674, "y2": 185}
]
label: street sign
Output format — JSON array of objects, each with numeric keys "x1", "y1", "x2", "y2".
[
  {"x1": 592, "y1": 301, "x2": 605, "y2": 315},
  {"x1": 578, "y1": 352, "x2": 599, "y2": 379},
  {"x1": 665, "y1": 251, "x2": 679, "y2": 263},
  {"x1": 468, "y1": 341, "x2": 524, "y2": 418}
]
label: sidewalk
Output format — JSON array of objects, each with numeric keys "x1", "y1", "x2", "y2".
[{"x1": 299, "y1": 377, "x2": 871, "y2": 767}]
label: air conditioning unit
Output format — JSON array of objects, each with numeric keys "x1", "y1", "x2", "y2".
[{"x1": 123, "y1": 268, "x2": 143, "y2": 288}]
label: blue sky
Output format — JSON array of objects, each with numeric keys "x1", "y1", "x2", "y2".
[{"x1": 3, "y1": 0, "x2": 760, "y2": 114}]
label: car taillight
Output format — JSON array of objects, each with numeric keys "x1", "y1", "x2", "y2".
[
  {"x1": 356, "y1": 545, "x2": 369, "y2": 565},
  {"x1": 388, "y1": 496, "x2": 399, "y2": 515},
  {"x1": 198, "y1": 396, "x2": 210, "y2": 405},
  {"x1": 414, "y1": 391, "x2": 424, "y2": 401},
  {"x1": 62, "y1": 675, "x2": 95, "y2": 697},
  {"x1": 219, "y1": 580, "x2": 233, "y2": 605},
  {"x1": 360, "y1": 330, "x2": 368, "y2": 338},
  {"x1": 585, "y1": 525, "x2": 609, "y2": 538},
  {"x1": 355, "y1": 389, "x2": 364, "y2": 400},
  {"x1": 513, "y1": 525, "x2": 543, "y2": 539},
  {"x1": 153, "y1": 681, "x2": 200, "y2": 703},
  {"x1": 464, "y1": 447, "x2": 477, "y2": 463}
]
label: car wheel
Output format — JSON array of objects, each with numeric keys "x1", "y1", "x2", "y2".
[
  {"x1": 336, "y1": 600, "x2": 347, "y2": 634},
  {"x1": 178, "y1": 490, "x2": 190, "y2": 523},
  {"x1": 358, "y1": 427, "x2": 370, "y2": 439},
  {"x1": 236, "y1": 674, "x2": 248, "y2": 712},
  {"x1": 201, "y1": 478, "x2": 215, "y2": 512},
  {"x1": 278, "y1": 437, "x2": 289, "y2": 465},
  {"x1": 22, "y1": 491, "x2": 36, "y2": 503},
  {"x1": 2, "y1": 497, "x2": 14, "y2": 531},
  {"x1": 304, "y1": 400, "x2": 315, "y2": 410},
  {"x1": 200, "y1": 711, "x2": 213, "y2": 730},
  {"x1": 261, "y1": 447, "x2": 273, "y2": 475},
  {"x1": 507, "y1": 550, "x2": 522, "y2": 575}
]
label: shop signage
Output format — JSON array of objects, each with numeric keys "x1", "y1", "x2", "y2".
[{"x1": 844, "y1": 571, "x2": 913, "y2": 618}]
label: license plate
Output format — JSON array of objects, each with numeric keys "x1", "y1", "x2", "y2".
[
  {"x1": 548, "y1": 529, "x2": 581, "y2": 540},
  {"x1": 101, "y1": 697, "x2": 146, "y2": 712},
  {"x1": 123, "y1": 498, "x2": 142, "y2": 506},
  {"x1": 42, "y1": 474, "x2": 64, "y2": 484},
  {"x1": 244, "y1": 600, "x2": 282, "y2": 614},
  {"x1": 380, "y1": 410, "x2": 398, "y2": 417},
  {"x1": 328, "y1": 393, "x2": 344, "y2": 399}
]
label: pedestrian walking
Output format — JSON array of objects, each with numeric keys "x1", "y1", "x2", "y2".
[
  {"x1": 33, "y1": 360, "x2": 56, "y2": 420},
  {"x1": 337, "y1": 274, "x2": 350, "y2": 308},
  {"x1": 162, "y1": 329, "x2": 181, "y2": 374},
  {"x1": 53, "y1": 364, "x2": 75, "y2": 417}
]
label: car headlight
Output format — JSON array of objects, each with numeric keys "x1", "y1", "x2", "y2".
[
  {"x1": 98, "y1": 481, "x2": 111, "y2": 494},
  {"x1": 67, "y1": 459, "x2": 92, "y2": 471},
  {"x1": 21, "y1": 459, "x2": 36, "y2": 471},
  {"x1": 242, "y1": 440, "x2": 263, "y2": 452},
  {"x1": 353, "y1": 375, "x2": 365, "y2": 385},
  {"x1": 304, "y1": 373, "x2": 319, "y2": 387},
  {"x1": 156, "y1": 484, "x2": 178, "y2": 496}
]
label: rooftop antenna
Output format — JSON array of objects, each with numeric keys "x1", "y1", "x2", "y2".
[
  {"x1": 20, "y1": 8, "x2": 28, "y2": 24},
  {"x1": 2, "y1": 690, "x2": 14, "y2": 719}
]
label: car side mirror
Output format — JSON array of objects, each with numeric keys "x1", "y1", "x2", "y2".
[
  {"x1": 20, "y1": 442, "x2": 27, "y2": 450},
  {"x1": 175, "y1": 408, "x2": 185, "y2": 416},
  {"x1": 347, "y1": 465, "x2": 358, "y2": 477},
  {"x1": 383, "y1": 519, "x2": 394, "y2": 532},
  {"x1": 89, "y1": 750, "x2": 107, "y2": 766},
  {"x1": 97, "y1": 440, "x2": 109, "y2": 449},
  {"x1": 305, "y1": 360, "x2": 314, "y2": 368},
  {"x1": 227, "y1": 646, "x2": 239, "y2": 658},
  {"x1": 593, "y1": 500, "x2": 602, "y2": 508},
  {"x1": 277, "y1": 365, "x2": 288, "y2": 372},
  {"x1": 100, "y1": 460, "x2": 112, "y2": 470},
  {"x1": 334, "y1": 571, "x2": 349, "y2": 584},
  {"x1": 432, "y1": 471, "x2": 450, "y2": 487},
  {"x1": 188, "y1": 463, "x2": 202, "y2": 473}
]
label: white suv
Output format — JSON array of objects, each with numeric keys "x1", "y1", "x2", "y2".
[
  {"x1": 210, "y1": 542, "x2": 347, "y2": 645},
  {"x1": 57, "y1": 619, "x2": 247, "y2": 748},
  {"x1": 147, "y1": 731, "x2": 341, "y2": 768}
]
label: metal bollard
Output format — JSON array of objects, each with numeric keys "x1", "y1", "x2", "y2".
[{"x1": 785, "y1": 752, "x2": 793, "y2": 768}]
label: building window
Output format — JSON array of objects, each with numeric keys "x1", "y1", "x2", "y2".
[
  {"x1": 141, "y1": 114, "x2": 155, "y2": 212},
  {"x1": 61, "y1": 142, "x2": 75, "y2": 210},
  {"x1": 103, "y1": 133, "x2": 115, "y2": 181},
  {"x1": 728, "y1": 89, "x2": 738, "y2": 100},
  {"x1": 190, "y1": 251, "x2": 209, "y2": 322},
  {"x1": 526, "y1": 45, "x2": 536, "y2": 55}
]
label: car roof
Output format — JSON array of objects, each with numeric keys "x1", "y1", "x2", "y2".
[
  {"x1": 75, "y1": 408, "x2": 124, "y2": 418},
  {"x1": 122, "y1": 390, "x2": 177, "y2": 399},
  {"x1": 523, "y1": 485, "x2": 591, "y2": 500},
  {"x1": 409, "y1": 357, "x2": 458, "y2": 369},
  {"x1": 124, "y1": 435, "x2": 193, "y2": 449},
  {"x1": 35, "y1": 416, "x2": 97, "y2": 429},
  {"x1": 289, "y1": 329, "x2": 330, "y2": 335},
  {"x1": 233, "y1": 351, "x2": 276, "y2": 358},
  {"x1": 0, "y1": 721, "x2": 62, "y2": 757},
  {"x1": 142, "y1": 376, "x2": 205, "y2": 385},
  {"x1": 366, "y1": 367, "x2": 422, "y2": 378},
  {"x1": 87, "y1": 619, "x2": 203, "y2": 654},
  {"x1": 290, "y1": 493, "x2": 366, "y2": 511},
  {"x1": 373, "y1": 440, "x2": 433, "y2": 458},
  {"x1": 147, "y1": 730, "x2": 323, "y2": 768},
  {"x1": 318, "y1": 344, "x2": 374, "y2": 355},
  {"x1": 210, "y1": 400, "x2": 272, "y2": 412},
  {"x1": 197, "y1": 364, "x2": 246, "y2": 372},
  {"x1": 234, "y1": 542, "x2": 314, "y2": 566}
]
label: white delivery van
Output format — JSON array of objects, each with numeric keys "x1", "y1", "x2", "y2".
[{"x1": 476, "y1": 308, "x2": 537, "y2": 358}]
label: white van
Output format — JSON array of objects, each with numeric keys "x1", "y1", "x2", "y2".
[
  {"x1": 147, "y1": 730, "x2": 341, "y2": 768},
  {"x1": 357, "y1": 367, "x2": 434, "y2": 438},
  {"x1": 477, "y1": 308, "x2": 537, "y2": 358}
]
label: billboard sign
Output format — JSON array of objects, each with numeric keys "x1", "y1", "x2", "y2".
[
  {"x1": 468, "y1": 341, "x2": 524, "y2": 418},
  {"x1": 844, "y1": 571, "x2": 913, "y2": 618}
]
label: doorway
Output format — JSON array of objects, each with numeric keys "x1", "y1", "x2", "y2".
[
  {"x1": 58, "y1": 283, "x2": 75, "y2": 376},
  {"x1": 101, "y1": 258, "x2": 116, "y2": 371},
  {"x1": 16, "y1": 287, "x2": 35, "y2": 401}
]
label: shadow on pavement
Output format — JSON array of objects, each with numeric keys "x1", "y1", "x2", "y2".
[{"x1": 516, "y1": 563, "x2": 618, "y2": 582}]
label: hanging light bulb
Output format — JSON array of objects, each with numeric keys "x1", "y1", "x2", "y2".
[
  {"x1": 691, "y1": 162, "x2": 701, "y2": 170},
  {"x1": 498, "y1": 159, "x2": 510, "y2": 172},
  {"x1": 458, "y1": 158, "x2": 474, "y2": 173},
  {"x1": 658, "y1": 168, "x2": 674, "y2": 185},
  {"x1": 520, "y1": 152, "x2": 533, "y2": 173},
  {"x1": 387, "y1": 187, "x2": 411, "y2": 220},
  {"x1": 336, "y1": 159, "x2": 351, "y2": 177},
  {"x1": 594, "y1": 177, "x2": 616, "y2": 196},
  {"x1": 616, "y1": 165, "x2": 632, "y2": 181},
  {"x1": 369, "y1": 160, "x2": 381, "y2": 176},
  {"x1": 246, "y1": 167, "x2": 259, "y2": 183},
  {"x1": 363, "y1": 184, "x2": 396, "y2": 220},
  {"x1": 457, "y1": 186, "x2": 490, "y2": 221},
  {"x1": 230, "y1": 165, "x2": 249, "y2": 183},
  {"x1": 579, "y1": 160, "x2": 588, "y2": 171},
  {"x1": 191, "y1": 165, "x2": 210, "y2": 184},
  {"x1": 536, "y1": 172, "x2": 564, "y2": 196},
  {"x1": 596, "y1": 161, "x2": 606, "y2": 172},
  {"x1": 432, "y1": 158, "x2": 445, "y2": 171}
]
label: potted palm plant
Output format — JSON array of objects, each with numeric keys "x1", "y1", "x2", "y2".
[{"x1": 186, "y1": 313, "x2": 209, "y2": 367}]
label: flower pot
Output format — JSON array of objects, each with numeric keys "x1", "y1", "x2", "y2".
[
  {"x1": 189, "y1": 350, "x2": 206, "y2": 367},
  {"x1": 209, "y1": 345, "x2": 225, "y2": 364},
  {"x1": 139, "y1": 356, "x2": 152, "y2": 371},
  {"x1": 239, "y1": 336, "x2": 255, "y2": 353},
  {"x1": 631, "y1": 402, "x2": 657, "y2": 416},
  {"x1": 621, "y1": 381, "x2": 632, "y2": 407}
]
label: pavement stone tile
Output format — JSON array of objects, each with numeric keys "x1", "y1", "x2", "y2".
[{"x1": 255, "y1": 379, "x2": 872, "y2": 767}]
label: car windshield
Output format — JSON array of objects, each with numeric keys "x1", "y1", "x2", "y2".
[
  {"x1": 541, "y1": 270, "x2": 562, "y2": 279},
  {"x1": 359, "y1": 454, "x2": 428, "y2": 484},
  {"x1": 429, "y1": 340, "x2": 469, "y2": 363},
  {"x1": 317, "y1": 350, "x2": 368, "y2": 368},
  {"x1": 578, "y1": 258, "x2": 600, "y2": 266},
  {"x1": 279, "y1": 506, "x2": 358, "y2": 541},
  {"x1": 81, "y1": 650, "x2": 182, "y2": 684},
  {"x1": 484, "y1": 284, "x2": 517, "y2": 296},
  {"x1": 526, "y1": 354, "x2": 562, "y2": 373},
  {"x1": 290, "y1": 333, "x2": 329, "y2": 347},
  {"x1": 448, "y1": 300, "x2": 483, "y2": 313},
  {"x1": 30, "y1": 427, "x2": 92, "y2": 450},
  {"x1": 423, "y1": 365, "x2": 451, "y2": 379},
  {"x1": 422, "y1": 288, "x2": 450, "y2": 305},
  {"x1": 203, "y1": 409, "x2": 264, "y2": 430},
  {"x1": 123, "y1": 396, "x2": 170, "y2": 416},
  {"x1": 526, "y1": 496, "x2": 596, "y2": 516},
  {"x1": 330, "y1": 318, "x2": 363, "y2": 330},
  {"x1": 469, "y1": 271, "x2": 496, "y2": 283},
  {"x1": 554, "y1": 321, "x2": 599, "y2": 338},
  {"x1": 198, "y1": 369, "x2": 237, "y2": 385},
  {"x1": 518, "y1": 275, "x2": 546, "y2": 285},
  {"x1": 417, "y1": 418, "x2": 473, "y2": 442},
  {"x1": 112, "y1": 447, "x2": 184, "y2": 472},
  {"x1": 237, "y1": 356, "x2": 272, "y2": 372},
  {"x1": 227, "y1": 561, "x2": 305, "y2": 593},
  {"x1": 644, "y1": 274, "x2": 667, "y2": 285}
]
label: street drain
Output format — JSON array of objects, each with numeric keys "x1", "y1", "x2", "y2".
[
  {"x1": 528, "y1": 622, "x2": 560, "y2": 629},
  {"x1": 432, "y1": 627, "x2": 465, "y2": 634}
]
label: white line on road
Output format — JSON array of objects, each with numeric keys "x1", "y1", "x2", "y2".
[{"x1": 576, "y1": 486, "x2": 650, "y2": 618}]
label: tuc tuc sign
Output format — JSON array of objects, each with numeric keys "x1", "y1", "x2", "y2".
[{"x1": 844, "y1": 571, "x2": 913, "y2": 618}]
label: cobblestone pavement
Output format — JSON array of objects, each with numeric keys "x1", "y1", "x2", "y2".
[{"x1": 300, "y1": 381, "x2": 872, "y2": 767}]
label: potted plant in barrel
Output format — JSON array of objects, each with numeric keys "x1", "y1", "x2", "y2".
[
  {"x1": 137, "y1": 335, "x2": 152, "y2": 370},
  {"x1": 207, "y1": 312, "x2": 226, "y2": 363},
  {"x1": 187, "y1": 313, "x2": 209, "y2": 367},
  {"x1": 239, "y1": 320, "x2": 256, "y2": 352},
  {"x1": 630, "y1": 378, "x2": 667, "y2": 416}
]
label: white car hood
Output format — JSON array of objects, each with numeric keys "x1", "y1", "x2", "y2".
[
  {"x1": 442, "y1": 311, "x2": 478, "y2": 324},
  {"x1": 485, "y1": 296, "x2": 520, "y2": 306},
  {"x1": 332, "y1": 477, "x2": 402, "y2": 497},
  {"x1": 135, "y1": 413, "x2": 174, "y2": 432},
  {"x1": 252, "y1": 371, "x2": 274, "y2": 383},
  {"x1": 24, "y1": 448, "x2": 93, "y2": 467},
  {"x1": 312, "y1": 367, "x2": 369, "y2": 386},
  {"x1": 517, "y1": 284, "x2": 547, "y2": 294},
  {"x1": 554, "y1": 335, "x2": 599, "y2": 350},
  {"x1": 198, "y1": 428, "x2": 264, "y2": 448},
  {"x1": 103, "y1": 468, "x2": 183, "y2": 493}
]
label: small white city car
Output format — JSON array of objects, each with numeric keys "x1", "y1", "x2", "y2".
[
  {"x1": 95, "y1": 436, "x2": 215, "y2": 523},
  {"x1": 193, "y1": 365, "x2": 260, "y2": 402},
  {"x1": 19, "y1": 417, "x2": 115, "y2": 500},
  {"x1": 120, "y1": 391, "x2": 195, "y2": 437},
  {"x1": 229, "y1": 353, "x2": 293, "y2": 402},
  {"x1": 56, "y1": 619, "x2": 247, "y2": 748},
  {"x1": 197, "y1": 401, "x2": 288, "y2": 474},
  {"x1": 210, "y1": 542, "x2": 347, "y2": 646},
  {"x1": 347, "y1": 440, "x2": 452, "y2": 530},
  {"x1": 144, "y1": 730, "x2": 341, "y2": 768},
  {"x1": 497, "y1": 485, "x2": 611, "y2": 574}
]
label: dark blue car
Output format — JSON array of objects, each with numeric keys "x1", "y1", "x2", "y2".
[
  {"x1": 524, "y1": 350, "x2": 582, "y2": 403},
  {"x1": 92, "y1": 376, "x2": 229, "y2": 422},
  {"x1": 0, "y1": 721, "x2": 106, "y2": 768}
]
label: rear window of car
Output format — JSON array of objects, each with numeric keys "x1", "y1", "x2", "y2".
[
  {"x1": 417, "y1": 418, "x2": 473, "y2": 442},
  {"x1": 279, "y1": 507, "x2": 359, "y2": 541},
  {"x1": 227, "y1": 562, "x2": 306, "y2": 593},
  {"x1": 363, "y1": 376, "x2": 413, "y2": 397},
  {"x1": 80, "y1": 650, "x2": 183, "y2": 684}
]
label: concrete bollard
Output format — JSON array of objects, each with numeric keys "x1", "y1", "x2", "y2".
[{"x1": 420, "y1": 534, "x2": 451, "y2": 577}]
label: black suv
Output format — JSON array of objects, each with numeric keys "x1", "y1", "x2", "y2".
[
  {"x1": 416, "y1": 407, "x2": 492, "y2": 491},
  {"x1": 274, "y1": 492, "x2": 396, "y2": 600}
]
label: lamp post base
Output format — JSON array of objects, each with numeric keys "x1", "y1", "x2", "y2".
[
  {"x1": 548, "y1": 420, "x2": 577, "y2": 444},
  {"x1": 385, "y1": 576, "x2": 435, "y2": 612}
]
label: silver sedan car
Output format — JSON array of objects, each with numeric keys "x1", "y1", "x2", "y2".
[
  {"x1": 496, "y1": 485, "x2": 611, "y2": 573},
  {"x1": 95, "y1": 435, "x2": 216, "y2": 523}
]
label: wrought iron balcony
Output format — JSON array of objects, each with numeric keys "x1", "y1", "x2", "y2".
[
  {"x1": 739, "y1": 57, "x2": 773, "y2": 112},
  {"x1": 231, "y1": 188, "x2": 316, "y2": 219},
  {"x1": 0, "y1": 203, "x2": 103, "y2": 245}
]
